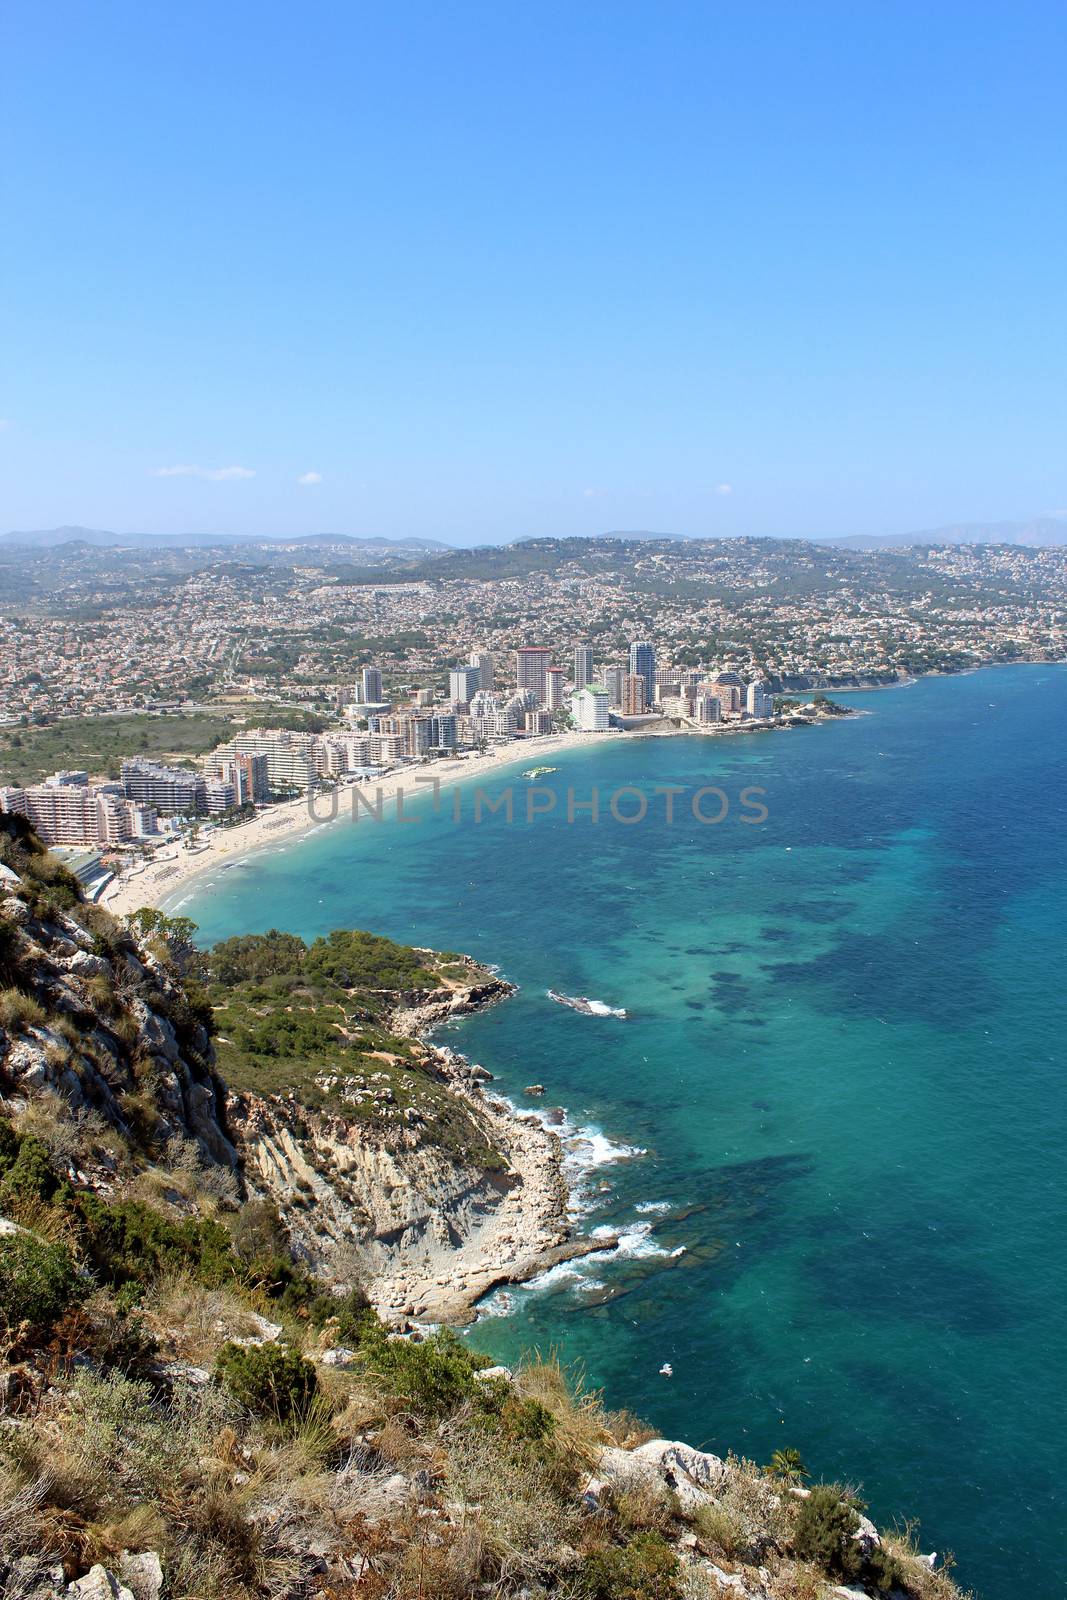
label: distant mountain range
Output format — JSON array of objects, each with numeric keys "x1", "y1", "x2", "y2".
[
  {"x1": 822, "y1": 517, "x2": 1067, "y2": 550},
  {"x1": 0, "y1": 525, "x2": 451, "y2": 553},
  {"x1": 4, "y1": 518, "x2": 1067, "y2": 557}
]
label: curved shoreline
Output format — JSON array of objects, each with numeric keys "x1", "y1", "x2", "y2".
[
  {"x1": 100, "y1": 707, "x2": 863, "y2": 922},
  {"x1": 101, "y1": 728, "x2": 627, "y2": 919}
]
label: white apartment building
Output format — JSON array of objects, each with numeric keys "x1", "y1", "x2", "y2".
[{"x1": 571, "y1": 685, "x2": 611, "y2": 731}]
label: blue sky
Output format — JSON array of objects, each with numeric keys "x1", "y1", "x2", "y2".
[{"x1": 3, "y1": 1, "x2": 1066, "y2": 545}]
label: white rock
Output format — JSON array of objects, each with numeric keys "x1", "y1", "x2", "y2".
[
  {"x1": 66, "y1": 1565, "x2": 136, "y2": 1600},
  {"x1": 319, "y1": 1347, "x2": 359, "y2": 1369},
  {"x1": 117, "y1": 1551, "x2": 163, "y2": 1600},
  {"x1": 474, "y1": 1365, "x2": 512, "y2": 1382}
]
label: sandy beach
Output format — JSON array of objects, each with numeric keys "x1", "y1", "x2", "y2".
[{"x1": 100, "y1": 728, "x2": 624, "y2": 918}]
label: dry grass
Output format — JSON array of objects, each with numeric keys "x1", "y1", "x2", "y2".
[
  {"x1": 143, "y1": 1276, "x2": 274, "y2": 1365},
  {"x1": 0, "y1": 987, "x2": 46, "y2": 1031},
  {"x1": 131, "y1": 1138, "x2": 240, "y2": 1215},
  {"x1": 514, "y1": 1353, "x2": 613, "y2": 1467},
  {"x1": 12, "y1": 1092, "x2": 113, "y2": 1170},
  {"x1": 442, "y1": 1427, "x2": 583, "y2": 1590},
  {"x1": 882, "y1": 1527, "x2": 973, "y2": 1600}
]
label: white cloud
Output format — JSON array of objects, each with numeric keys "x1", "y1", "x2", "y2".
[
  {"x1": 297, "y1": 470, "x2": 323, "y2": 485},
  {"x1": 715, "y1": 482, "x2": 733, "y2": 496},
  {"x1": 153, "y1": 464, "x2": 255, "y2": 481}
]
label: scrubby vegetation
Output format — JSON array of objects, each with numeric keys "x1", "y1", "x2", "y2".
[{"x1": 198, "y1": 927, "x2": 506, "y2": 1169}]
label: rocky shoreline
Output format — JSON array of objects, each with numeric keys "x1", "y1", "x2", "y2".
[
  {"x1": 226, "y1": 958, "x2": 613, "y2": 1329},
  {"x1": 373, "y1": 969, "x2": 617, "y2": 1324}
]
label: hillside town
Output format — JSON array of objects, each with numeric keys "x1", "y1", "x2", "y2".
[{"x1": 1, "y1": 535, "x2": 1064, "y2": 726}]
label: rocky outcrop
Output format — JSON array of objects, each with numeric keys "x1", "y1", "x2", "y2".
[
  {"x1": 0, "y1": 888, "x2": 238, "y2": 1174},
  {"x1": 228, "y1": 1026, "x2": 584, "y2": 1324}
]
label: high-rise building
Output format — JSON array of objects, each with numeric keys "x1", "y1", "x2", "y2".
[
  {"x1": 214, "y1": 752, "x2": 269, "y2": 804},
  {"x1": 598, "y1": 665, "x2": 625, "y2": 706},
  {"x1": 121, "y1": 759, "x2": 206, "y2": 815},
  {"x1": 545, "y1": 668, "x2": 566, "y2": 710},
  {"x1": 515, "y1": 648, "x2": 552, "y2": 704},
  {"x1": 448, "y1": 665, "x2": 481, "y2": 707},
  {"x1": 469, "y1": 650, "x2": 495, "y2": 691},
  {"x1": 429, "y1": 713, "x2": 458, "y2": 751},
  {"x1": 745, "y1": 680, "x2": 774, "y2": 718},
  {"x1": 572, "y1": 686, "x2": 610, "y2": 731},
  {"x1": 696, "y1": 694, "x2": 721, "y2": 724},
  {"x1": 212, "y1": 730, "x2": 319, "y2": 793},
  {"x1": 628, "y1": 641, "x2": 656, "y2": 708},
  {"x1": 360, "y1": 666, "x2": 383, "y2": 703},
  {"x1": 622, "y1": 675, "x2": 647, "y2": 716},
  {"x1": 0, "y1": 777, "x2": 139, "y2": 846},
  {"x1": 705, "y1": 676, "x2": 741, "y2": 713},
  {"x1": 573, "y1": 647, "x2": 594, "y2": 691}
]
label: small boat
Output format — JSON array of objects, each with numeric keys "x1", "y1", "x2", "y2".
[
  {"x1": 659, "y1": 1362, "x2": 674, "y2": 1378},
  {"x1": 548, "y1": 991, "x2": 627, "y2": 1019},
  {"x1": 522, "y1": 765, "x2": 559, "y2": 779}
]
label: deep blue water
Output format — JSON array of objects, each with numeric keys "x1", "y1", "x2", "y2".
[{"x1": 180, "y1": 666, "x2": 1067, "y2": 1598}]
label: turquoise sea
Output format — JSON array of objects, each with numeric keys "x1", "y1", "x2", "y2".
[{"x1": 180, "y1": 665, "x2": 1067, "y2": 1599}]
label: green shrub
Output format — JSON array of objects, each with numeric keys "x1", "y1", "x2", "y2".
[
  {"x1": 74, "y1": 1195, "x2": 238, "y2": 1289},
  {"x1": 793, "y1": 1483, "x2": 863, "y2": 1577},
  {"x1": 303, "y1": 928, "x2": 442, "y2": 991},
  {"x1": 0, "y1": 1118, "x2": 20, "y2": 1174},
  {"x1": 308, "y1": 1284, "x2": 377, "y2": 1343},
  {"x1": 361, "y1": 1326, "x2": 493, "y2": 1419},
  {"x1": 0, "y1": 1134, "x2": 67, "y2": 1209},
  {"x1": 0, "y1": 1231, "x2": 85, "y2": 1338},
  {"x1": 215, "y1": 1340, "x2": 319, "y2": 1424},
  {"x1": 89, "y1": 1306, "x2": 160, "y2": 1378},
  {"x1": 578, "y1": 1532, "x2": 681, "y2": 1599},
  {"x1": 206, "y1": 930, "x2": 308, "y2": 986}
]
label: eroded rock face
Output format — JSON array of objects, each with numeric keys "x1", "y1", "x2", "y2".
[
  {"x1": 0, "y1": 888, "x2": 238, "y2": 1177},
  {"x1": 227, "y1": 1038, "x2": 570, "y2": 1321}
]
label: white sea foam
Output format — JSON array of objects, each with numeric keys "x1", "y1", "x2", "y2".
[
  {"x1": 591, "y1": 1221, "x2": 670, "y2": 1260},
  {"x1": 634, "y1": 1199, "x2": 674, "y2": 1215}
]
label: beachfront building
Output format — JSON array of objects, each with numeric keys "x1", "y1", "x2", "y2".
[
  {"x1": 696, "y1": 694, "x2": 722, "y2": 724},
  {"x1": 705, "y1": 676, "x2": 741, "y2": 714},
  {"x1": 572, "y1": 685, "x2": 611, "y2": 731},
  {"x1": 629, "y1": 641, "x2": 656, "y2": 709},
  {"x1": 204, "y1": 778, "x2": 237, "y2": 813},
  {"x1": 211, "y1": 730, "x2": 320, "y2": 795},
  {"x1": 515, "y1": 647, "x2": 552, "y2": 704},
  {"x1": 545, "y1": 668, "x2": 566, "y2": 710},
  {"x1": 746, "y1": 680, "x2": 775, "y2": 718},
  {"x1": 319, "y1": 734, "x2": 372, "y2": 776},
  {"x1": 449, "y1": 665, "x2": 481, "y2": 709},
  {"x1": 622, "y1": 674, "x2": 648, "y2": 716},
  {"x1": 121, "y1": 759, "x2": 206, "y2": 815},
  {"x1": 429, "y1": 712, "x2": 458, "y2": 751},
  {"x1": 212, "y1": 752, "x2": 269, "y2": 805},
  {"x1": 599, "y1": 665, "x2": 625, "y2": 706},
  {"x1": 0, "y1": 776, "x2": 143, "y2": 846},
  {"x1": 574, "y1": 646, "x2": 594, "y2": 691}
]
